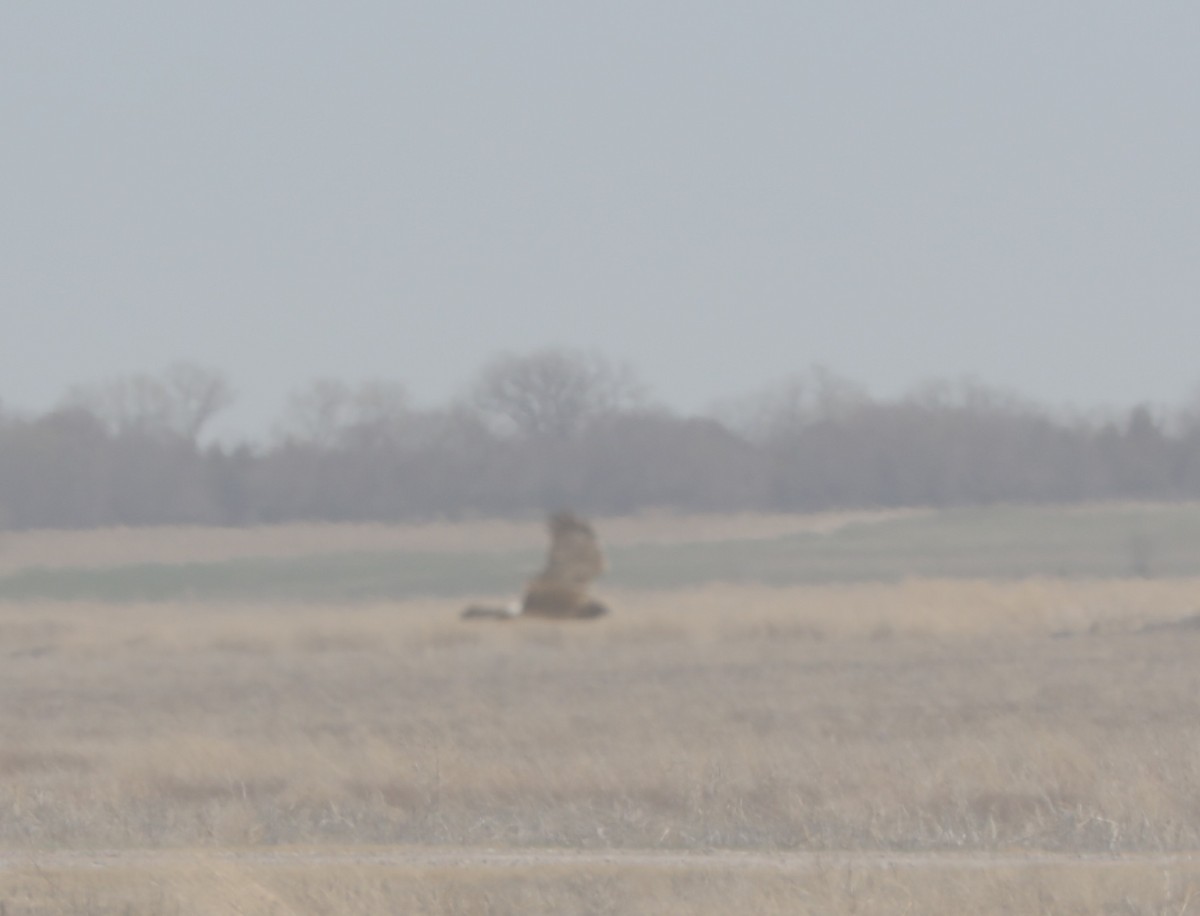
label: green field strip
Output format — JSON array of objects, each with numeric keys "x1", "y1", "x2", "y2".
[{"x1": 3, "y1": 504, "x2": 1200, "y2": 603}]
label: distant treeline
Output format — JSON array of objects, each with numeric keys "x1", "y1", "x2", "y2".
[{"x1": 2, "y1": 351, "x2": 1199, "y2": 529}]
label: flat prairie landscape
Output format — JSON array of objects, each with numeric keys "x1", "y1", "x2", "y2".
[{"x1": 3, "y1": 504, "x2": 1200, "y2": 914}]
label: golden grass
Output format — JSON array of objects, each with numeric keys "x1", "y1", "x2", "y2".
[
  {"x1": 3, "y1": 855, "x2": 1200, "y2": 915},
  {"x1": 6, "y1": 577, "x2": 1198, "y2": 657},
  {"x1": 5, "y1": 577, "x2": 1200, "y2": 912},
  {"x1": 0, "y1": 509, "x2": 917, "y2": 572}
]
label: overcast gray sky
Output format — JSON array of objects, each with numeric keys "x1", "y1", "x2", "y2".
[{"x1": 3, "y1": 3, "x2": 1198, "y2": 436}]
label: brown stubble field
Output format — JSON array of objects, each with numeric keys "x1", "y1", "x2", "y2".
[{"x1": 4, "y1": 516, "x2": 1200, "y2": 913}]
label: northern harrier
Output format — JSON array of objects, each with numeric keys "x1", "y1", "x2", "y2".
[{"x1": 462, "y1": 512, "x2": 609, "y2": 620}]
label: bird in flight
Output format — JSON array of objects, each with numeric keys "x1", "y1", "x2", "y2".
[{"x1": 462, "y1": 512, "x2": 609, "y2": 620}]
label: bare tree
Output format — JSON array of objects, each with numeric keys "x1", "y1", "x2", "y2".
[
  {"x1": 343, "y1": 381, "x2": 412, "y2": 450},
  {"x1": 1175, "y1": 381, "x2": 1200, "y2": 436},
  {"x1": 161, "y1": 362, "x2": 236, "y2": 443},
  {"x1": 713, "y1": 365, "x2": 868, "y2": 444},
  {"x1": 276, "y1": 379, "x2": 356, "y2": 448},
  {"x1": 65, "y1": 362, "x2": 233, "y2": 444},
  {"x1": 470, "y1": 348, "x2": 645, "y2": 442},
  {"x1": 276, "y1": 379, "x2": 410, "y2": 449}
]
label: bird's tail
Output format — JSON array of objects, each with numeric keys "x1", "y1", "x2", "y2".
[{"x1": 461, "y1": 601, "x2": 522, "y2": 621}]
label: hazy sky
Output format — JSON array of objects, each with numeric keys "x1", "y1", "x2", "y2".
[{"x1": 3, "y1": 4, "x2": 1198, "y2": 436}]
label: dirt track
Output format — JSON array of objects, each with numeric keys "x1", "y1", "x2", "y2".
[{"x1": 3, "y1": 847, "x2": 1200, "y2": 872}]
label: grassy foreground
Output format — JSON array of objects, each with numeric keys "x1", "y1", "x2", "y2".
[
  {"x1": 4, "y1": 583, "x2": 1200, "y2": 913},
  {"x1": 3, "y1": 506, "x2": 1200, "y2": 913},
  {"x1": 4, "y1": 856, "x2": 1200, "y2": 915}
]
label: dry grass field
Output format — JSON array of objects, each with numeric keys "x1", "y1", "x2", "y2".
[{"x1": 4, "y1": 507, "x2": 1200, "y2": 913}]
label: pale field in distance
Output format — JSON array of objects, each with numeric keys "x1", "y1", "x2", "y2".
[
  {"x1": 4, "y1": 512, "x2": 1200, "y2": 913},
  {"x1": 0, "y1": 508, "x2": 919, "y2": 572}
]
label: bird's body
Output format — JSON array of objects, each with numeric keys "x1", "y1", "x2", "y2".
[{"x1": 462, "y1": 512, "x2": 609, "y2": 621}]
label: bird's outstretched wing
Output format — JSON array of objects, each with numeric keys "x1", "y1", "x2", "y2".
[{"x1": 542, "y1": 511, "x2": 607, "y2": 587}]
